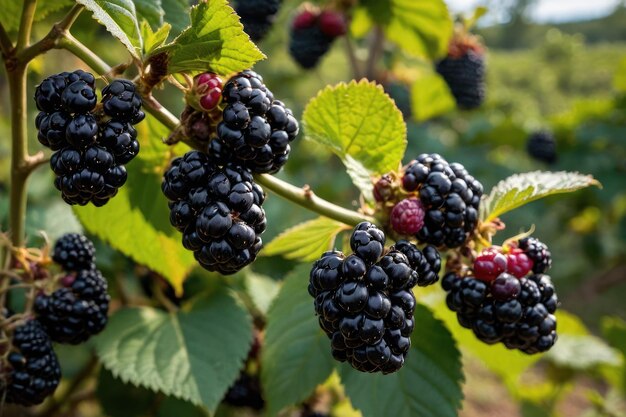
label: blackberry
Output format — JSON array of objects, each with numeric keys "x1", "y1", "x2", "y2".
[
  {"x1": 391, "y1": 240, "x2": 441, "y2": 286},
  {"x1": 61, "y1": 80, "x2": 97, "y2": 113},
  {"x1": 66, "y1": 113, "x2": 99, "y2": 148},
  {"x1": 52, "y1": 233, "x2": 96, "y2": 271},
  {"x1": 519, "y1": 237, "x2": 552, "y2": 274},
  {"x1": 208, "y1": 70, "x2": 299, "y2": 174},
  {"x1": 34, "y1": 70, "x2": 95, "y2": 112},
  {"x1": 390, "y1": 198, "x2": 426, "y2": 235},
  {"x1": 101, "y1": 79, "x2": 145, "y2": 123},
  {"x1": 436, "y1": 50, "x2": 485, "y2": 110},
  {"x1": 309, "y1": 223, "x2": 422, "y2": 374},
  {"x1": 526, "y1": 130, "x2": 557, "y2": 164},
  {"x1": 442, "y1": 272, "x2": 558, "y2": 353},
  {"x1": 99, "y1": 120, "x2": 140, "y2": 164},
  {"x1": 234, "y1": 0, "x2": 282, "y2": 42},
  {"x1": 192, "y1": 72, "x2": 223, "y2": 112},
  {"x1": 402, "y1": 154, "x2": 483, "y2": 248},
  {"x1": 162, "y1": 151, "x2": 267, "y2": 274},
  {"x1": 4, "y1": 320, "x2": 61, "y2": 406},
  {"x1": 289, "y1": 25, "x2": 333, "y2": 69},
  {"x1": 35, "y1": 268, "x2": 110, "y2": 344},
  {"x1": 36, "y1": 111, "x2": 72, "y2": 150},
  {"x1": 223, "y1": 373, "x2": 265, "y2": 410}
]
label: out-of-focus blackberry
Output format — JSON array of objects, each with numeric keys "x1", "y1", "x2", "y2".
[
  {"x1": 52, "y1": 233, "x2": 95, "y2": 271},
  {"x1": 526, "y1": 130, "x2": 557, "y2": 164},
  {"x1": 401, "y1": 153, "x2": 483, "y2": 248},
  {"x1": 208, "y1": 70, "x2": 299, "y2": 174},
  {"x1": 223, "y1": 373, "x2": 265, "y2": 410},
  {"x1": 162, "y1": 151, "x2": 267, "y2": 274},
  {"x1": 234, "y1": 0, "x2": 282, "y2": 42},
  {"x1": 4, "y1": 320, "x2": 61, "y2": 406},
  {"x1": 519, "y1": 237, "x2": 552, "y2": 274},
  {"x1": 288, "y1": 7, "x2": 346, "y2": 69}
]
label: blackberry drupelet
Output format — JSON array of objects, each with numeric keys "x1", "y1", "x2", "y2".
[
  {"x1": 208, "y1": 70, "x2": 299, "y2": 174},
  {"x1": 402, "y1": 153, "x2": 483, "y2": 248},
  {"x1": 526, "y1": 130, "x2": 557, "y2": 164},
  {"x1": 309, "y1": 222, "x2": 427, "y2": 374},
  {"x1": 474, "y1": 246, "x2": 533, "y2": 281},
  {"x1": 34, "y1": 70, "x2": 95, "y2": 113},
  {"x1": 52, "y1": 233, "x2": 96, "y2": 271},
  {"x1": 436, "y1": 50, "x2": 485, "y2": 109},
  {"x1": 4, "y1": 320, "x2": 62, "y2": 406},
  {"x1": 442, "y1": 272, "x2": 558, "y2": 353},
  {"x1": 162, "y1": 151, "x2": 267, "y2": 274},
  {"x1": 519, "y1": 237, "x2": 552, "y2": 274},
  {"x1": 101, "y1": 79, "x2": 145, "y2": 123},
  {"x1": 391, "y1": 240, "x2": 441, "y2": 287},
  {"x1": 234, "y1": 0, "x2": 282, "y2": 42}
]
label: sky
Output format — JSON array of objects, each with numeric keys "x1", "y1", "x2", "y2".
[{"x1": 445, "y1": 0, "x2": 623, "y2": 23}]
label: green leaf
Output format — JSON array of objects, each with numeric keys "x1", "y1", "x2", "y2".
[
  {"x1": 261, "y1": 265, "x2": 336, "y2": 416},
  {"x1": 263, "y1": 217, "x2": 348, "y2": 261},
  {"x1": 77, "y1": 0, "x2": 143, "y2": 58},
  {"x1": 0, "y1": 0, "x2": 72, "y2": 31},
  {"x1": 134, "y1": 0, "x2": 164, "y2": 29},
  {"x1": 159, "y1": 0, "x2": 265, "y2": 76},
  {"x1": 74, "y1": 115, "x2": 195, "y2": 294},
  {"x1": 302, "y1": 80, "x2": 407, "y2": 200},
  {"x1": 161, "y1": 0, "x2": 189, "y2": 37},
  {"x1": 95, "y1": 289, "x2": 253, "y2": 412},
  {"x1": 480, "y1": 171, "x2": 601, "y2": 222},
  {"x1": 356, "y1": 0, "x2": 452, "y2": 59},
  {"x1": 544, "y1": 334, "x2": 622, "y2": 371},
  {"x1": 141, "y1": 20, "x2": 171, "y2": 56},
  {"x1": 245, "y1": 272, "x2": 280, "y2": 316},
  {"x1": 340, "y1": 304, "x2": 463, "y2": 417},
  {"x1": 410, "y1": 71, "x2": 455, "y2": 121},
  {"x1": 463, "y1": 6, "x2": 488, "y2": 31}
]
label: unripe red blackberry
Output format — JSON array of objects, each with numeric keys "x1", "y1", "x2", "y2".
[
  {"x1": 318, "y1": 10, "x2": 347, "y2": 37},
  {"x1": 390, "y1": 198, "x2": 425, "y2": 235}
]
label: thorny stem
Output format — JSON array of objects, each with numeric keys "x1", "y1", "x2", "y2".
[{"x1": 0, "y1": 22, "x2": 12, "y2": 56}]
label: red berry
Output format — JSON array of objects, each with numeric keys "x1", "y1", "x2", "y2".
[
  {"x1": 193, "y1": 72, "x2": 223, "y2": 111},
  {"x1": 474, "y1": 247, "x2": 507, "y2": 282},
  {"x1": 505, "y1": 248, "x2": 533, "y2": 278},
  {"x1": 292, "y1": 9, "x2": 318, "y2": 30},
  {"x1": 196, "y1": 72, "x2": 222, "y2": 88},
  {"x1": 318, "y1": 10, "x2": 347, "y2": 37},
  {"x1": 390, "y1": 198, "x2": 425, "y2": 235},
  {"x1": 199, "y1": 88, "x2": 222, "y2": 111}
]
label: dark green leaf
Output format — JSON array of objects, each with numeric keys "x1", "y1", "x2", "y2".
[
  {"x1": 0, "y1": 0, "x2": 72, "y2": 31},
  {"x1": 134, "y1": 0, "x2": 164, "y2": 30},
  {"x1": 261, "y1": 265, "x2": 336, "y2": 416},
  {"x1": 161, "y1": 0, "x2": 189, "y2": 37},
  {"x1": 95, "y1": 289, "x2": 253, "y2": 412},
  {"x1": 340, "y1": 304, "x2": 463, "y2": 417}
]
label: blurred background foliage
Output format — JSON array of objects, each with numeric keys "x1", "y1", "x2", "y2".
[{"x1": 0, "y1": 0, "x2": 625, "y2": 416}]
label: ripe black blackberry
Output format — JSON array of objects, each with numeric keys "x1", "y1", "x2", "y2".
[
  {"x1": 309, "y1": 222, "x2": 427, "y2": 374},
  {"x1": 289, "y1": 25, "x2": 333, "y2": 69},
  {"x1": 52, "y1": 233, "x2": 96, "y2": 271},
  {"x1": 223, "y1": 373, "x2": 265, "y2": 410},
  {"x1": 101, "y1": 79, "x2": 145, "y2": 124},
  {"x1": 526, "y1": 130, "x2": 557, "y2": 164},
  {"x1": 34, "y1": 70, "x2": 95, "y2": 113},
  {"x1": 162, "y1": 151, "x2": 267, "y2": 274},
  {"x1": 442, "y1": 272, "x2": 558, "y2": 353},
  {"x1": 234, "y1": 0, "x2": 281, "y2": 42},
  {"x1": 391, "y1": 240, "x2": 441, "y2": 286},
  {"x1": 519, "y1": 237, "x2": 552, "y2": 274},
  {"x1": 35, "y1": 268, "x2": 109, "y2": 345},
  {"x1": 208, "y1": 70, "x2": 299, "y2": 174},
  {"x1": 4, "y1": 320, "x2": 61, "y2": 406},
  {"x1": 402, "y1": 153, "x2": 483, "y2": 248}
]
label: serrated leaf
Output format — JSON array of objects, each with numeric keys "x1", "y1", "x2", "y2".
[
  {"x1": 480, "y1": 171, "x2": 600, "y2": 222},
  {"x1": 263, "y1": 217, "x2": 348, "y2": 261},
  {"x1": 261, "y1": 265, "x2": 336, "y2": 416},
  {"x1": 95, "y1": 289, "x2": 253, "y2": 412},
  {"x1": 303, "y1": 80, "x2": 406, "y2": 200},
  {"x1": 159, "y1": 0, "x2": 265, "y2": 76},
  {"x1": 141, "y1": 20, "x2": 171, "y2": 56},
  {"x1": 356, "y1": 0, "x2": 452, "y2": 59},
  {"x1": 135, "y1": 0, "x2": 164, "y2": 30},
  {"x1": 411, "y1": 71, "x2": 455, "y2": 121},
  {"x1": 161, "y1": 0, "x2": 189, "y2": 37},
  {"x1": 74, "y1": 115, "x2": 195, "y2": 294},
  {"x1": 340, "y1": 304, "x2": 463, "y2": 417},
  {"x1": 0, "y1": 0, "x2": 72, "y2": 31},
  {"x1": 245, "y1": 272, "x2": 280, "y2": 316},
  {"x1": 77, "y1": 0, "x2": 143, "y2": 59}
]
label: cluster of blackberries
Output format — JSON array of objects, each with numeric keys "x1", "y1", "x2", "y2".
[
  {"x1": 34, "y1": 70, "x2": 144, "y2": 206},
  {"x1": 162, "y1": 151, "x2": 267, "y2": 274},
  {"x1": 2, "y1": 234, "x2": 109, "y2": 406},
  {"x1": 289, "y1": 7, "x2": 347, "y2": 69},
  {"x1": 308, "y1": 222, "x2": 441, "y2": 374},
  {"x1": 234, "y1": 0, "x2": 282, "y2": 42},
  {"x1": 443, "y1": 237, "x2": 557, "y2": 353},
  {"x1": 391, "y1": 153, "x2": 483, "y2": 248},
  {"x1": 208, "y1": 70, "x2": 299, "y2": 174},
  {"x1": 526, "y1": 130, "x2": 557, "y2": 164}
]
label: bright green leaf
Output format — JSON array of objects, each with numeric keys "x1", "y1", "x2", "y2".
[
  {"x1": 349, "y1": 7, "x2": 373, "y2": 38},
  {"x1": 95, "y1": 289, "x2": 253, "y2": 412},
  {"x1": 161, "y1": 0, "x2": 189, "y2": 37},
  {"x1": 263, "y1": 217, "x2": 348, "y2": 261},
  {"x1": 134, "y1": 0, "x2": 164, "y2": 29},
  {"x1": 480, "y1": 171, "x2": 601, "y2": 222},
  {"x1": 340, "y1": 304, "x2": 463, "y2": 417},
  {"x1": 141, "y1": 20, "x2": 171, "y2": 56},
  {"x1": 411, "y1": 71, "x2": 455, "y2": 121},
  {"x1": 303, "y1": 80, "x2": 407, "y2": 200},
  {"x1": 74, "y1": 115, "x2": 195, "y2": 294},
  {"x1": 261, "y1": 265, "x2": 336, "y2": 416},
  {"x1": 464, "y1": 6, "x2": 488, "y2": 31},
  {"x1": 613, "y1": 57, "x2": 626, "y2": 92},
  {"x1": 245, "y1": 272, "x2": 280, "y2": 316},
  {"x1": 0, "y1": 0, "x2": 72, "y2": 31},
  {"x1": 77, "y1": 0, "x2": 143, "y2": 58},
  {"x1": 160, "y1": 0, "x2": 265, "y2": 76},
  {"x1": 356, "y1": 0, "x2": 452, "y2": 59}
]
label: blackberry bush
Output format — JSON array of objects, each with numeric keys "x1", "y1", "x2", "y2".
[
  {"x1": 208, "y1": 70, "x2": 299, "y2": 174},
  {"x1": 162, "y1": 151, "x2": 266, "y2": 274},
  {"x1": 308, "y1": 222, "x2": 440, "y2": 374}
]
